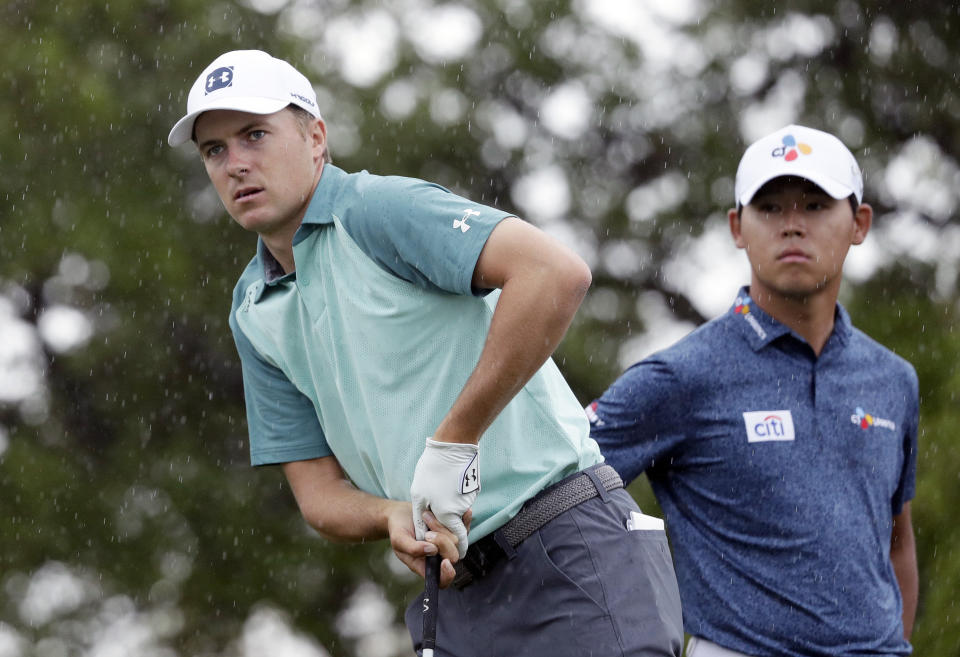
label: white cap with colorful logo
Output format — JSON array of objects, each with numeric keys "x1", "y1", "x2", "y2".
[
  {"x1": 734, "y1": 124, "x2": 863, "y2": 207},
  {"x1": 168, "y1": 49, "x2": 321, "y2": 147}
]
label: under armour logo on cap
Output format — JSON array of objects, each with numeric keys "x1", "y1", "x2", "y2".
[
  {"x1": 205, "y1": 66, "x2": 234, "y2": 94},
  {"x1": 169, "y1": 50, "x2": 323, "y2": 147}
]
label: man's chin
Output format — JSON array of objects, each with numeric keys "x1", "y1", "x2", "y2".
[
  {"x1": 231, "y1": 211, "x2": 273, "y2": 233},
  {"x1": 774, "y1": 280, "x2": 830, "y2": 301},
  {"x1": 756, "y1": 274, "x2": 829, "y2": 301}
]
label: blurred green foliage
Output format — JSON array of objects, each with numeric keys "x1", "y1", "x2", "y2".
[{"x1": 0, "y1": 0, "x2": 957, "y2": 655}]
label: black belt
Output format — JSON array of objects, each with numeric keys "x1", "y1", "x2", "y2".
[{"x1": 452, "y1": 463, "x2": 623, "y2": 589}]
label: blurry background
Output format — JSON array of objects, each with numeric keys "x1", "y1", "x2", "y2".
[{"x1": 1, "y1": 0, "x2": 958, "y2": 655}]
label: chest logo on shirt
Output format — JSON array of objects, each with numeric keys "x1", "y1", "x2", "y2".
[
  {"x1": 453, "y1": 208, "x2": 479, "y2": 233},
  {"x1": 743, "y1": 410, "x2": 795, "y2": 443},
  {"x1": 851, "y1": 407, "x2": 897, "y2": 432}
]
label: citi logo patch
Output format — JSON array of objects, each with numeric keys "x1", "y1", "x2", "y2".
[
  {"x1": 851, "y1": 407, "x2": 896, "y2": 432},
  {"x1": 743, "y1": 410, "x2": 795, "y2": 443},
  {"x1": 771, "y1": 134, "x2": 812, "y2": 162},
  {"x1": 206, "y1": 66, "x2": 234, "y2": 94},
  {"x1": 453, "y1": 208, "x2": 479, "y2": 233}
]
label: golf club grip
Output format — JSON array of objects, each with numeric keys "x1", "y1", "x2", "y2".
[{"x1": 422, "y1": 555, "x2": 440, "y2": 655}]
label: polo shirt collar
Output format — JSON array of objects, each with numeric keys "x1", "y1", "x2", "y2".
[
  {"x1": 250, "y1": 164, "x2": 349, "y2": 301},
  {"x1": 831, "y1": 303, "x2": 853, "y2": 345},
  {"x1": 728, "y1": 288, "x2": 789, "y2": 350},
  {"x1": 257, "y1": 239, "x2": 288, "y2": 285},
  {"x1": 299, "y1": 163, "x2": 347, "y2": 228},
  {"x1": 728, "y1": 286, "x2": 853, "y2": 352}
]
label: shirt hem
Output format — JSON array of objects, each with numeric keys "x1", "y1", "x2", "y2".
[{"x1": 251, "y1": 446, "x2": 333, "y2": 467}]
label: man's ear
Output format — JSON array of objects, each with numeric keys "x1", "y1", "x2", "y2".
[
  {"x1": 852, "y1": 203, "x2": 872, "y2": 246},
  {"x1": 728, "y1": 207, "x2": 746, "y2": 249},
  {"x1": 310, "y1": 118, "x2": 328, "y2": 162}
]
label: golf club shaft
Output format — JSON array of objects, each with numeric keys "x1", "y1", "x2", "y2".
[{"x1": 423, "y1": 555, "x2": 440, "y2": 657}]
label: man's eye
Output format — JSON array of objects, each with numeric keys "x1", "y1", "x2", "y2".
[
  {"x1": 249, "y1": 130, "x2": 266, "y2": 141},
  {"x1": 205, "y1": 144, "x2": 224, "y2": 158}
]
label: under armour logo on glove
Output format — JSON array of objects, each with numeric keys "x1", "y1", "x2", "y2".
[
  {"x1": 411, "y1": 438, "x2": 481, "y2": 559},
  {"x1": 460, "y1": 454, "x2": 480, "y2": 494}
]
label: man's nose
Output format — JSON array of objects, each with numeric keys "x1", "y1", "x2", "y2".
[
  {"x1": 226, "y1": 148, "x2": 249, "y2": 177},
  {"x1": 780, "y1": 205, "x2": 806, "y2": 236}
]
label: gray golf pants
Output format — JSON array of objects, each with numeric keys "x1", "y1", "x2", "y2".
[{"x1": 405, "y1": 488, "x2": 683, "y2": 656}]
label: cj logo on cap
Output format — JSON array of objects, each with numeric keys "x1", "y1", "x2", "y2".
[
  {"x1": 771, "y1": 134, "x2": 812, "y2": 162},
  {"x1": 205, "y1": 66, "x2": 234, "y2": 94}
]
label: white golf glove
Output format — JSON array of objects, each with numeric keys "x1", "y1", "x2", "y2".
[{"x1": 410, "y1": 438, "x2": 480, "y2": 559}]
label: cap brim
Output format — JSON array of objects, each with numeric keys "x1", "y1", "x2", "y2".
[
  {"x1": 737, "y1": 168, "x2": 856, "y2": 207},
  {"x1": 167, "y1": 97, "x2": 290, "y2": 147}
]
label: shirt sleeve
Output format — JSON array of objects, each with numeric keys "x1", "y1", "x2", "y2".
[
  {"x1": 230, "y1": 311, "x2": 332, "y2": 466},
  {"x1": 891, "y1": 366, "x2": 920, "y2": 514},
  {"x1": 587, "y1": 358, "x2": 686, "y2": 485},
  {"x1": 339, "y1": 175, "x2": 513, "y2": 296}
]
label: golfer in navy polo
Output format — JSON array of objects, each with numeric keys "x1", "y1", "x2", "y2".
[{"x1": 589, "y1": 125, "x2": 919, "y2": 657}]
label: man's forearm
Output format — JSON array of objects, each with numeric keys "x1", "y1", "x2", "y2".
[
  {"x1": 307, "y1": 479, "x2": 402, "y2": 542},
  {"x1": 283, "y1": 456, "x2": 465, "y2": 586},
  {"x1": 892, "y1": 540, "x2": 918, "y2": 637},
  {"x1": 283, "y1": 457, "x2": 400, "y2": 542},
  {"x1": 891, "y1": 504, "x2": 918, "y2": 638},
  {"x1": 433, "y1": 260, "x2": 590, "y2": 445}
]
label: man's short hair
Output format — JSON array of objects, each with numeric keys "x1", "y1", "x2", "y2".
[{"x1": 288, "y1": 105, "x2": 332, "y2": 164}]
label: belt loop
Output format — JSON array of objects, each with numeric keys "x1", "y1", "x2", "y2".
[
  {"x1": 584, "y1": 465, "x2": 611, "y2": 503},
  {"x1": 493, "y1": 529, "x2": 517, "y2": 560}
]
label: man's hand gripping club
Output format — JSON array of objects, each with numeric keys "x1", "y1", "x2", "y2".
[{"x1": 411, "y1": 438, "x2": 480, "y2": 560}]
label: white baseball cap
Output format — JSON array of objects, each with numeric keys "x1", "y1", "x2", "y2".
[
  {"x1": 734, "y1": 124, "x2": 863, "y2": 207},
  {"x1": 168, "y1": 49, "x2": 321, "y2": 147}
]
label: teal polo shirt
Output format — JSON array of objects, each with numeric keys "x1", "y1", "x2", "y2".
[{"x1": 228, "y1": 165, "x2": 601, "y2": 540}]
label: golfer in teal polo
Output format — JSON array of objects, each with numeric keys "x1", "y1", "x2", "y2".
[{"x1": 169, "y1": 49, "x2": 682, "y2": 656}]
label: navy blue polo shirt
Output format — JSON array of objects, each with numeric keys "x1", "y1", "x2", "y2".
[{"x1": 589, "y1": 288, "x2": 918, "y2": 657}]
